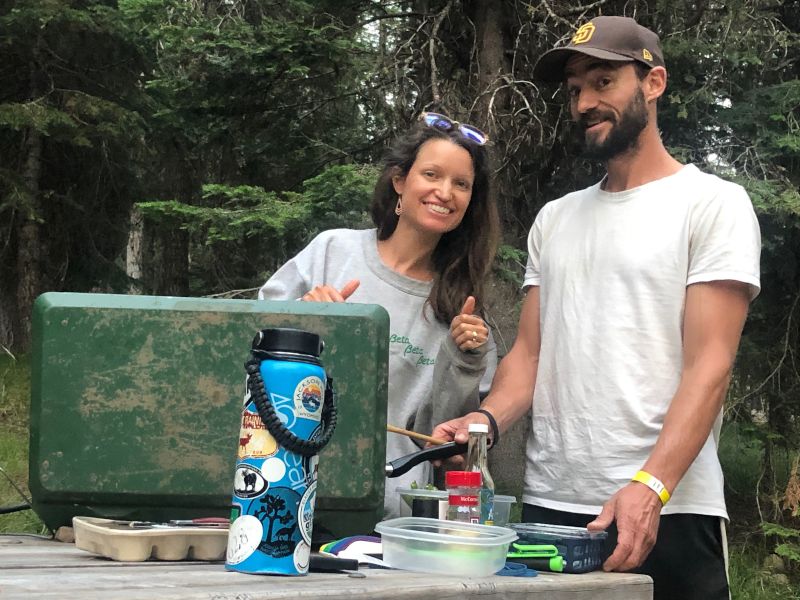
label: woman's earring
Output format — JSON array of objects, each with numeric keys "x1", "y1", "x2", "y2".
[{"x1": 395, "y1": 195, "x2": 403, "y2": 216}]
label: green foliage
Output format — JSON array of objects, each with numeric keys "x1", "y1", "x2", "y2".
[
  {"x1": 301, "y1": 164, "x2": 378, "y2": 234},
  {"x1": 138, "y1": 187, "x2": 307, "y2": 244},
  {"x1": 775, "y1": 543, "x2": 800, "y2": 565},
  {"x1": 136, "y1": 163, "x2": 378, "y2": 294},
  {"x1": 741, "y1": 179, "x2": 800, "y2": 221},
  {"x1": 120, "y1": 0, "x2": 378, "y2": 191},
  {"x1": 0, "y1": 103, "x2": 90, "y2": 146},
  {"x1": 763, "y1": 523, "x2": 800, "y2": 540},
  {"x1": 0, "y1": 0, "x2": 149, "y2": 304},
  {"x1": 763, "y1": 523, "x2": 800, "y2": 567},
  {"x1": 0, "y1": 353, "x2": 29, "y2": 434},
  {"x1": 137, "y1": 163, "x2": 377, "y2": 248},
  {"x1": 494, "y1": 244, "x2": 528, "y2": 286},
  {"x1": 0, "y1": 94, "x2": 144, "y2": 149},
  {"x1": 728, "y1": 544, "x2": 800, "y2": 600},
  {"x1": 0, "y1": 353, "x2": 46, "y2": 535},
  {"x1": 727, "y1": 79, "x2": 800, "y2": 135}
]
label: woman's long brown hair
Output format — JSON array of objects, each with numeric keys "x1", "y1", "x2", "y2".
[{"x1": 370, "y1": 124, "x2": 500, "y2": 323}]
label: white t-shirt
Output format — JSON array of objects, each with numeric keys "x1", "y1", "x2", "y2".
[{"x1": 522, "y1": 164, "x2": 761, "y2": 518}]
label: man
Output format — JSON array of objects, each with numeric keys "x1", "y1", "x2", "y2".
[{"x1": 432, "y1": 15, "x2": 761, "y2": 600}]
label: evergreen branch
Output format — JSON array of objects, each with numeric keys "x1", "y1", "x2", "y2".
[
  {"x1": 355, "y1": 12, "x2": 428, "y2": 29},
  {"x1": 204, "y1": 287, "x2": 261, "y2": 299},
  {"x1": 729, "y1": 292, "x2": 800, "y2": 409},
  {"x1": 563, "y1": 0, "x2": 611, "y2": 15}
]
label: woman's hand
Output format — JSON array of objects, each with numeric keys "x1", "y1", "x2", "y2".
[
  {"x1": 302, "y1": 279, "x2": 360, "y2": 302},
  {"x1": 450, "y1": 296, "x2": 489, "y2": 352}
]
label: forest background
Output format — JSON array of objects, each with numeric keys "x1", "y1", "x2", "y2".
[{"x1": 0, "y1": 0, "x2": 798, "y2": 595}]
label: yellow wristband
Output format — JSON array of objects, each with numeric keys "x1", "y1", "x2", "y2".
[{"x1": 632, "y1": 470, "x2": 671, "y2": 506}]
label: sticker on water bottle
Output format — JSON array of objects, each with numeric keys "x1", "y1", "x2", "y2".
[
  {"x1": 233, "y1": 464, "x2": 269, "y2": 499},
  {"x1": 293, "y1": 376, "x2": 324, "y2": 421},
  {"x1": 226, "y1": 515, "x2": 263, "y2": 565},
  {"x1": 238, "y1": 409, "x2": 279, "y2": 459},
  {"x1": 298, "y1": 481, "x2": 317, "y2": 545},
  {"x1": 294, "y1": 540, "x2": 310, "y2": 572},
  {"x1": 254, "y1": 487, "x2": 302, "y2": 558}
]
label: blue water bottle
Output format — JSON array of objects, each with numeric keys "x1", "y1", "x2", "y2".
[{"x1": 226, "y1": 328, "x2": 337, "y2": 575}]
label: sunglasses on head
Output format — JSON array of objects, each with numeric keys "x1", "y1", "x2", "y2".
[{"x1": 420, "y1": 112, "x2": 488, "y2": 145}]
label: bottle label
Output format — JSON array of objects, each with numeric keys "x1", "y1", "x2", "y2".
[
  {"x1": 449, "y1": 494, "x2": 479, "y2": 506},
  {"x1": 480, "y1": 488, "x2": 495, "y2": 525}
]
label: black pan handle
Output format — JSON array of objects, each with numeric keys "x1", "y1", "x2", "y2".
[{"x1": 385, "y1": 442, "x2": 468, "y2": 478}]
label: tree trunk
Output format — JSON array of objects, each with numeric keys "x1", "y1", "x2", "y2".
[
  {"x1": 13, "y1": 37, "x2": 46, "y2": 352},
  {"x1": 148, "y1": 226, "x2": 190, "y2": 296},
  {"x1": 0, "y1": 278, "x2": 16, "y2": 351},
  {"x1": 469, "y1": 0, "x2": 511, "y2": 122},
  {"x1": 14, "y1": 127, "x2": 42, "y2": 352},
  {"x1": 145, "y1": 151, "x2": 196, "y2": 297},
  {"x1": 126, "y1": 206, "x2": 144, "y2": 294},
  {"x1": 467, "y1": 0, "x2": 515, "y2": 220}
]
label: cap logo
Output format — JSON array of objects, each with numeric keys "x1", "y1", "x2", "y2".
[
  {"x1": 571, "y1": 23, "x2": 595, "y2": 45},
  {"x1": 642, "y1": 48, "x2": 653, "y2": 61}
]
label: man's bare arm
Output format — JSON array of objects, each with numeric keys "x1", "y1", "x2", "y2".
[{"x1": 432, "y1": 287, "x2": 542, "y2": 445}]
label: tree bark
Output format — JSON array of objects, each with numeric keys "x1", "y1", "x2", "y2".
[
  {"x1": 469, "y1": 0, "x2": 511, "y2": 122},
  {"x1": 145, "y1": 150, "x2": 196, "y2": 297},
  {"x1": 467, "y1": 0, "x2": 513, "y2": 216},
  {"x1": 13, "y1": 36, "x2": 46, "y2": 352},
  {"x1": 14, "y1": 127, "x2": 42, "y2": 352},
  {"x1": 126, "y1": 206, "x2": 144, "y2": 294}
]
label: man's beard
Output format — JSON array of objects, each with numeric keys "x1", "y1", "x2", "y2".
[{"x1": 577, "y1": 87, "x2": 648, "y2": 161}]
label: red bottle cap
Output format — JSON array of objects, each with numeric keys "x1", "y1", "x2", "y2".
[{"x1": 445, "y1": 470, "x2": 482, "y2": 487}]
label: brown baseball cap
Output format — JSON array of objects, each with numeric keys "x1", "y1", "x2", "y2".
[{"x1": 533, "y1": 16, "x2": 664, "y2": 83}]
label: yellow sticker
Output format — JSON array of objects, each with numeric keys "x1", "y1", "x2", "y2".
[
  {"x1": 643, "y1": 48, "x2": 653, "y2": 61},
  {"x1": 571, "y1": 23, "x2": 596, "y2": 45}
]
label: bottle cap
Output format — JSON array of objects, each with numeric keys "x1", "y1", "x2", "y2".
[
  {"x1": 468, "y1": 423, "x2": 489, "y2": 434},
  {"x1": 252, "y1": 328, "x2": 323, "y2": 357},
  {"x1": 445, "y1": 470, "x2": 482, "y2": 487}
]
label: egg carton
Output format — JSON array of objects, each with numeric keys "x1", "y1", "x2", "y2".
[{"x1": 73, "y1": 516, "x2": 229, "y2": 562}]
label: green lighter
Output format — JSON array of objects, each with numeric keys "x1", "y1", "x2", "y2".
[{"x1": 506, "y1": 543, "x2": 566, "y2": 573}]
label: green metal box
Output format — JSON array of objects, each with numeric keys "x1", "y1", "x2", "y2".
[{"x1": 29, "y1": 293, "x2": 388, "y2": 537}]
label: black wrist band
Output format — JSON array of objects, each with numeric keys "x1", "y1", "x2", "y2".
[{"x1": 476, "y1": 408, "x2": 500, "y2": 449}]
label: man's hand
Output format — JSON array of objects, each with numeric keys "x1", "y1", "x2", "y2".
[
  {"x1": 450, "y1": 296, "x2": 489, "y2": 352},
  {"x1": 302, "y1": 279, "x2": 360, "y2": 302},
  {"x1": 429, "y1": 411, "x2": 492, "y2": 468},
  {"x1": 587, "y1": 483, "x2": 663, "y2": 572}
]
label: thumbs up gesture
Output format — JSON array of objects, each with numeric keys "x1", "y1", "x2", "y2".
[
  {"x1": 302, "y1": 279, "x2": 360, "y2": 303},
  {"x1": 450, "y1": 295, "x2": 489, "y2": 353}
]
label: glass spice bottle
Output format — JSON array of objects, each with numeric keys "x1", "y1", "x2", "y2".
[{"x1": 445, "y1": 470, "x2": 482, "y2": 524}]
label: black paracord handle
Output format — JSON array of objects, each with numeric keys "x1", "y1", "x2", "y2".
[{"x1": 245, "y1": 356, "x2": 337, "y2": 457}]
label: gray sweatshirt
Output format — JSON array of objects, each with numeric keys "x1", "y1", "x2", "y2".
[{"x1": 258, "y1": 228, "x2": 497, "y2": 517}]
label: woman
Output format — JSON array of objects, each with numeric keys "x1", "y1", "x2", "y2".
[{"x1": 259, "y1": 113, "x2": 500, "y2": 517}]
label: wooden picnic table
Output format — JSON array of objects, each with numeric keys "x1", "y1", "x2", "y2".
[{"x1": 0, "y1": 534, "x2": 652, "y2": 599}]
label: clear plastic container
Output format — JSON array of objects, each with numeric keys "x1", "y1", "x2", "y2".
[
  {"x1": 375, "y1": 516, "x2": 517, "y2": 577},
  {"x1": 509, "y1": 522, "x2": 609, "y2": 573},
  {"x1": 397, "y1": 487, "x2": 449, "y2": 519},
  {"x1": 489, "y1": 494, "x2": 516, "y2": 526},
  {"x1": 397, "y1": 489, "x2": 516, "y2": 525}
]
